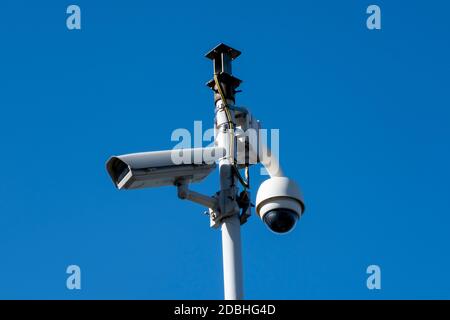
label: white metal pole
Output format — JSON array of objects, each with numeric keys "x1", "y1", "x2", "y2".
[
  {"x1": 215, "y1": 99, "x2": 244, "y2": 300},
  {"x1": 221, "y1": 215, "x2": 243, "y2": 300}
]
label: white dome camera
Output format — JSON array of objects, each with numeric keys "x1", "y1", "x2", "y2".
[{"x1": 255, "y1": 177, "x2": 305, "y2": 234}]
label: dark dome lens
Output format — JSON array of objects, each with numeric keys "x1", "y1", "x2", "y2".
[{"x1": 263, "y1": 209, "x2": 298, "y2": 234}]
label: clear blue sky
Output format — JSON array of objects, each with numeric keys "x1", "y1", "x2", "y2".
[{"x1": 0, "y1": 0, "x2": 449, "y2": 299}]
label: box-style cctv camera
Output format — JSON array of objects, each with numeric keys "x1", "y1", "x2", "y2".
[{"x1": 106, "y1": 147, "x2": 225, "y2": 190}]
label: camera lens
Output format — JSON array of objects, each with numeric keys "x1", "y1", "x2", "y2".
[
  {"x1": 111, "y1": 158, "x2": 130, "y2": 183},
  {"x1": 263, "y1": 209, "x2": 298, "y2": 234}
]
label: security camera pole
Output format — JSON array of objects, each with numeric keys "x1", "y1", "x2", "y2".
[
  {"x1": 206, "y1": 44, "x2": 244, "y2": 300},
  {"x1": 106, "y1": 43, "x2": 305, "y2": 301}
]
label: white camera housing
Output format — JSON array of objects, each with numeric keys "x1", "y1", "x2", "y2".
[
  {"x1": 255, "y1": 177, "x2": 305, "y2": 233},
  {"x1": 106, "y1": 147, "x2": 224, "y2": 190}
]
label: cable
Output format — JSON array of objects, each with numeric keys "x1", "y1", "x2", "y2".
[
  {"x1": 213, "y1": 74, "x2": 250, "y2": 190},
  {"x1": 214, "y1": 74, "x2": 235, "y2": 161}
]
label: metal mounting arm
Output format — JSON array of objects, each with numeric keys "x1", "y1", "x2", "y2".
[
  {"x1": 258, "y1": 141, "x2": 284, "y2": 178},
  {"x1": 177, "y1": 183, "x2": 218, "y2": 210}
]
